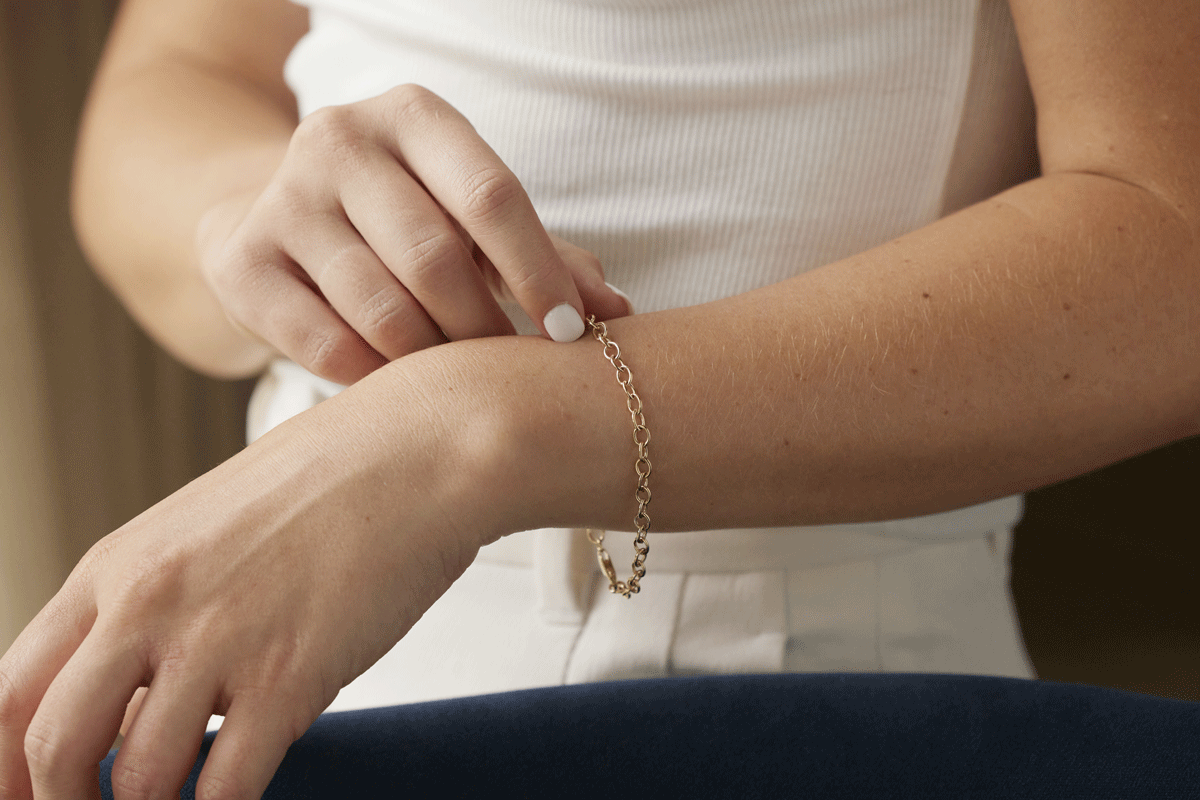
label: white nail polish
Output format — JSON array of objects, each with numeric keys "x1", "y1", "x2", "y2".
[
  {"x1": 605, "y1": 282, "x2": 635, "y2": 315},
  {"x1": 543, "y1": 303, "x2": 586, "y2": 342}
]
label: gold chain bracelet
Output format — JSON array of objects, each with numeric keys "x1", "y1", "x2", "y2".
[{"x1": 584, "y1": 315, "x2": 651, "y2": 598}]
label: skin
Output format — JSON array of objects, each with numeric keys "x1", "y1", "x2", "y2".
[
  {"x1": 69, "y1": 0, "x2": 629, "y2": 384},
  {"x1": 2, "y1": 0, "x2": 1199, "y2": 797}
]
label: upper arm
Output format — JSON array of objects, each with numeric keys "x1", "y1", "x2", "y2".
[
  {"x1": 1008, "y1": 0, "x2": 1200, "y2": 220},
  {"x1": 97, "y1": 0, "x2": 309, "y2": 114}
]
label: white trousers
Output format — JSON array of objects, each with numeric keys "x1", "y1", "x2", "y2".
[{"x1": 327, "y1": 524, "x2": 1035, "y2": 712}]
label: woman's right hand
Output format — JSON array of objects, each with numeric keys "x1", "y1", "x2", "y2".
[{"x1": 195, "y1": 84, "x2": 629, "y2": 385}]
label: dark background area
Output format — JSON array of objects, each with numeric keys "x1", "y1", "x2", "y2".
[{"x1": 1014, "y1": 437, "x2": 1199, "y2": 700}]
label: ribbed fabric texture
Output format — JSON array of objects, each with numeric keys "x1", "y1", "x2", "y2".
[{"x1": 286, "y1": 0, "x2": 1035, "y2": 317}]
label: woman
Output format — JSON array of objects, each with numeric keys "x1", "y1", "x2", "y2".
[{"x1": 1, "y1": 0, "x2": 1197, "y2": 797}]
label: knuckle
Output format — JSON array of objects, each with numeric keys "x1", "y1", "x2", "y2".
[
  {"x1": 23, "y1": 722, "x2": 67, "y2": 779},
  {"x1": 508, "y1": 250, "x2": 563, "y2": 297},
  {"x1": 302, "y1": 328, "x2": 358, "y2": 378},
  {"x1": 82, "y1": 526, "x2": 123, "y2": 567},
  {"x1": 109, "y1": 551, "x2": 186, "y2": 619},
  {"x1": 314, "y1": 240, "x2": 366, "y2": 286},
  {"x1": 400, "y1": 230, "x2": 468, "y2": 290},
  {"x1": 210, "y1": 245, "x2": 293, "y2": 337},
  {"x1": 109, "y1": 759, "x2": 159, "y2": 800},
  {"x1": 458, "y1": 166, "x2": 521, "y2": 229},
  {"x1": 387, "y1": 83, "x2": 444, "y2": 121},
  {"x1": 292, "y1": 104, "x2": 368, "y2": 165},
  {"x1": 256, "y1": 180, "x2": 322, "y2": 231},
  {"x1": 358, "y1": 288, "x2": 417, "y2": 344},
  {"x1": 210, "y1": 236, "x2": 274, "y2": 300},
  {"x1": 195, "y1": 770, "x2": 247, "y2": 800}
]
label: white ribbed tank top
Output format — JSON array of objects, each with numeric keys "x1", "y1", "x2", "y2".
[
  {"x1": 284, "y1": 0, "x2": 1036, "y2": 314},
  {"x1": 256, "y1": 0, "x2": 1037, "y2": 537}
]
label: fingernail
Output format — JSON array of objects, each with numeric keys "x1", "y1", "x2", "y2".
[
  {"x1": 605, "y1": 282, "x2": 635, "y2": 315},
  {"x1": 543, "y1": 303, "x2": 585, "y2": 342}
]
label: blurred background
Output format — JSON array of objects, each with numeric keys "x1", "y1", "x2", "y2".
[{"x1": 1, "y1": 2, "x2": 1197, "y2": 700}]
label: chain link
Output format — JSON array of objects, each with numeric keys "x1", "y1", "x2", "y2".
[{"x1": 583, "y1": 316, "x2": 651, "y2": 598}]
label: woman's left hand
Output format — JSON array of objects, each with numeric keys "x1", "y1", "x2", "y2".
[{"x1": 0, "y1": 351, "x2": 519, "y2": 800}]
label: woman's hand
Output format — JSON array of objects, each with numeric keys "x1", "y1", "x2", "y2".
[
  {"x1": 196, "y1": 83, "x2": 629, "y2": 385},
  {"x1": 0, "y1": 349, "x2": 530, "y2": 799}
]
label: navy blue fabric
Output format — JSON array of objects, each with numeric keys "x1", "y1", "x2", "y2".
[{"x1": 101, "y1": 673, "x2": 1200, "y2": 798}]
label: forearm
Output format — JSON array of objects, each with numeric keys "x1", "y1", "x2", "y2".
[
  {"x1": 377, "y1": 171, "x2": 1199, "y2": 538},
  {"x1": 71, "y1": 1, "x2": 305, "y2": 377},
  {"x1": 479, "y1": 0, "x2": 1200, "y2": 535}
]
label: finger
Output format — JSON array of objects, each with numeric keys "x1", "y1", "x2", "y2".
[
  {"x1": 195, "y1": 692, "x2": 313, "y2": 800},
  {"x1": 378, "y1": 85, "x2": 587, "y2": 341},
  {"x1": 286, "y1": 217, "x2": 452, "y2": 359},
  {"x1": 476, "y1": 237, "x2": 632, "y2": 321},
  {"x1": 109, "y1": 672, "x2": 216, "y2": 800},
  {"x1": 216, "y1": 248, "x2": 386, "y2": 384},
  {"x1": 548, "y1": 236, "x2": 633, "y2": 320},
  {"x1": 23, "y1": 629, "x2": 144, "y2": 800},
  {"x1": 337, "y1": 147, "x2": 517, "y2": 343},
  {"x1": 0, "y1": 588, "x2": 95, "y2": 799}
]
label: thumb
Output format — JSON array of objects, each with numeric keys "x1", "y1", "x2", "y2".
[{"x1": 547, "y1": 234, "x2": 633, "y2": 322}]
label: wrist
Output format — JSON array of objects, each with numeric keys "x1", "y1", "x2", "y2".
[{"x1": 364, "y1": 334, "x2": 636, "y2": 547}]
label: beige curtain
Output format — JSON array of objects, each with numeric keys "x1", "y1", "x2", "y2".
[{"x1": 0, "y1": 2, "x2": 249, "y2": 652}]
